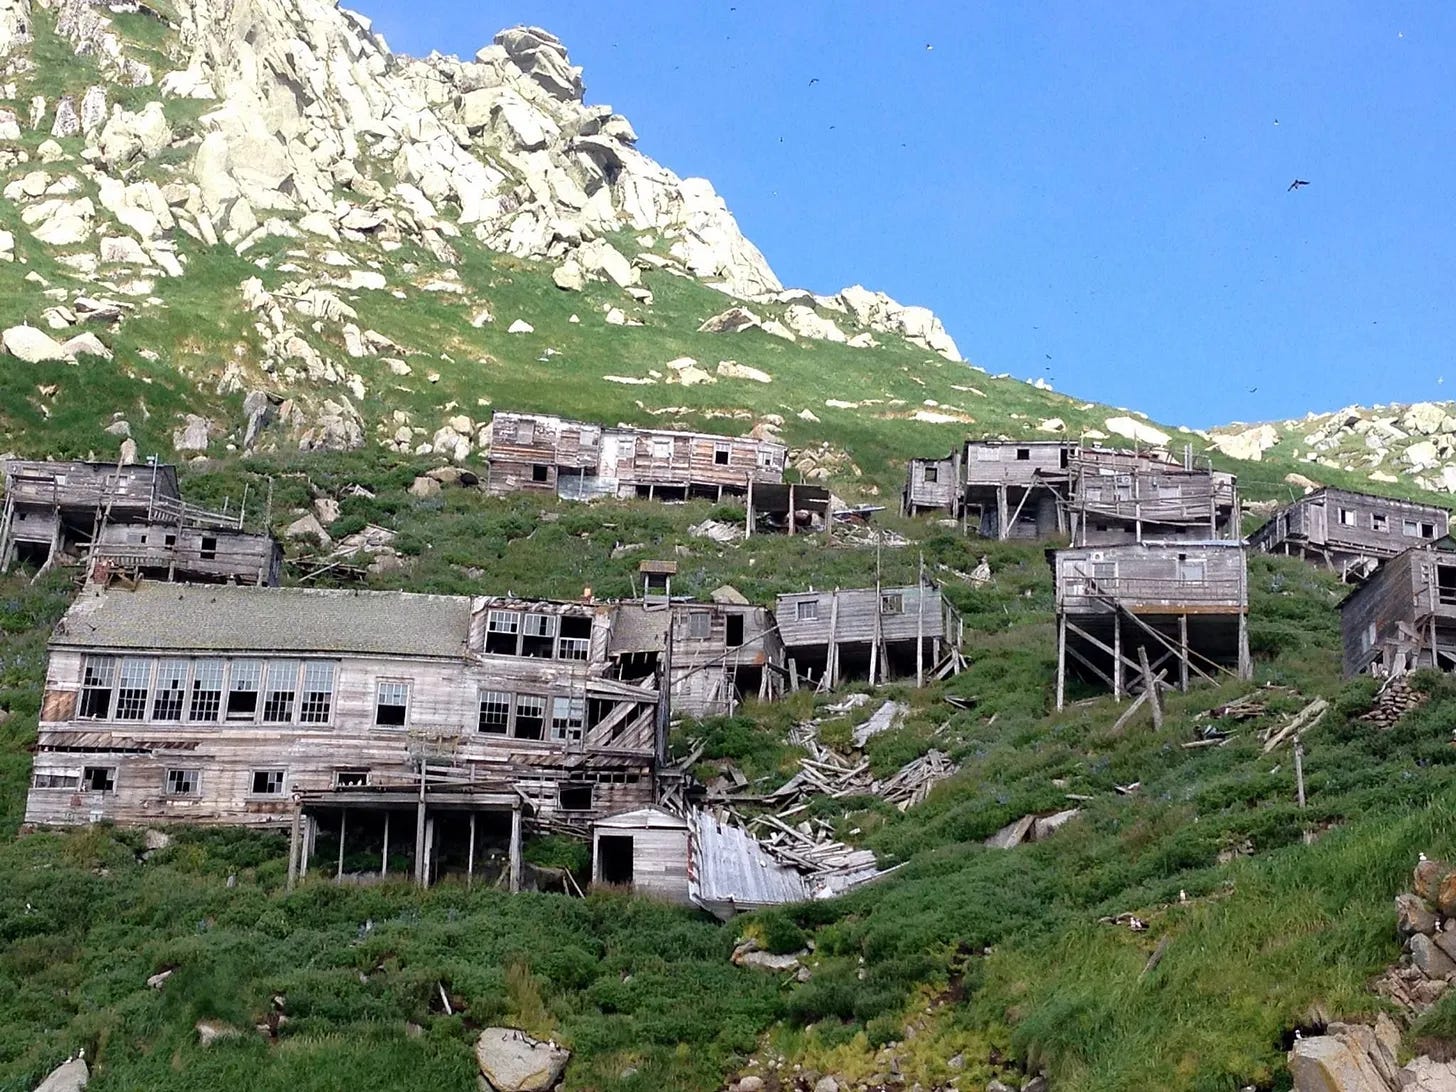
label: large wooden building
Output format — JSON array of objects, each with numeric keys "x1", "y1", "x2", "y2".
[
  {"x1": 1053, "y1": 541, "x2": 1251, "y2": 708},
  {"x1": 26, "y1": 584, "x2": 668, "y2": 888},
  {"x1": 902, "y1": 440, "x2": 1239, "y2": 546},
  {"x1": 1337, "y1": 543, "x2": 1456, "y2": 676},
  {"x1": 1, "y1": 460, "x2": 280, "y2": 586},
  {"x1": 774, "y1": 582, "x2": 964, "y2": 689},
  {"x1": 485, "y1": 411, "x2": 788, "y2": 503},
  {"x1": 1249, "y1": 487, "x2": 1450, "y2": 581}
]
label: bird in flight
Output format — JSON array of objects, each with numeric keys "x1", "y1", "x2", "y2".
[
  {"x1": 925, "y1": 43, "x2": 934, "y2": 51},
  {"x1": 1287, "y1": 179, "x2": 1310, "y2": 191},
  {"x1": 1248, "y1": 387, "x2": 1258, "y2": 394},
  {"x1": 809, "y1": 78, "x2": 819, "y2": 86}
]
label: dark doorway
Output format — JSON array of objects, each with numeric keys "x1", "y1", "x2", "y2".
[
  {"x1": 726, "y1": 614, "x2": 745, "y2": 647},
  {"x1": 598, "y1": 835, "x2": 633, "y2": 885}
]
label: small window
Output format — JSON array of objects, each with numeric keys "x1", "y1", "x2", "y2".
[
  {"x1": 1404, "y1": 520, "x2": 1421, "y2": 538},
  {"x1": 531, "y1": 464, "x2": 549, "y2": 483},
  {"x1": 478, "y1": 690, "x2": 511, "y2": 734},
  {"x1": 881, "y1": 593, "x2": 904, "y2": 615},
  {"x1": 251, "y1": 770, "x2": 286, "y2": 796},
  {"x1": 189, "y1": 659, "x2": 224, "y2": 722},
  {"x1": 262, "y1": 660, "x2": 299, "y2": 723},
  {"x1": 652, "y1": 437, "x2": 672, "y2": 459},
  {"x1": 758, "y1": 448, "x2": 776, "y2": 469},
  {"x1": 796, "y1": 599, "x2": 819, "y2": 622},
  {"x1": 559, "y1": 615, "x2": 592, "y2": 661},
  {"x1": 165, "y1": 768, "x2": 200, "y2": 796},
  {"x1": 1180, "y1": 560, "x2": 1206, "y2": 582},
  {"x1": 687, "y1": 610, "x2": 712, "y2": 639},
  {"x1": 226, "y1": 660, "x2": 262, "y2": 721},
  {"x1": 558, "y1": 783, "x2": 593, "y2": 811},
  {"x1": 32, "y1": 772, "x2": 79, "y2": 789},
  {"x1": 152, "y1": 659, "x2": 188, "y2": 721},
  {"x1": 518, "y1": 420, "x2": 536, "y2": 445},
  {"x1": 714, "y1": 444, "x2": 730, "y2": 466},
  {"x1": 1372, "y1": 513, "x2": 1389, "y2": 532},
  {"x1": 334, "y1": 770, "x2": 369, "y2": 788},
  {"x1": 485, "y1": 610, "x2": 521, "y2": 655},
  {"x1": 1016, "y1": 448, "x2": 1030, "y2": 461},
  {"x1": 514, "y1": 695, "x2": 546, "y2": 740},
  {"x1": 375, "y1": 680, "x2": 409, "y2": 727},
  {"x1": 552, "y1": 697, "x2": 586, "y2": 743},
  {"x1": 923, "y1": 464, "x2": 939, "y2": 483},
  {"x1": 1339, "y1": 508, "x2": 1357, "y2": 527},
  {"x1": 115, "y1": 657, "x2": 152, "y2": 720},
  {"x1": 79, "y1": 656, "x2": 116, "y2": 719},
  {"x1": 298, "y1": 661, "x2": 336, "y2": 723},
  {"x1": 521, "y1": 613, "x2": 558, "y2": 658},
  {"x1": 164, "y1": 533, "x2": 177, "y2": 548},
  {"x1": 83, "y1": 766, "x2": 116, "y2": 792},
  {"x1": 200, "y1": 536, "x2": 217, "y2": 560},
  {"x1": 1423, "y1": 523, "x2": 1437, "y2": 539}
]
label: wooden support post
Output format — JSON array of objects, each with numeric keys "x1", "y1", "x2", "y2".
[
  {"x1": 997, "y1": 485, "x2": 1008, "y2": 541},
  {"x1": 336, "y1": 808, "x2": 346, "y2": 881},
  {"x1": 381, "y1": 811, "x2": 390, "y2": 877},
  {"x1": 413, "y1": 770, "x2": 428, "y2": 887},
  {"x1": 286, "y1": 802, "x2": 302, "y2": 891},
  {"x1": 788, "y1": 657, "x2": 800, "y2": 692},
  {"x1": 1237, "y1": 609, "x2": 1252, "y2": 680},
  {"x1": 827, "y1": 591, "x2": 840, "y2": 690},
  {"x1": 423, "y1": 817, "x2": 435, "y2": 889},
  {"x1": 1113, "y1": 611, "x2": 1123, "y2": 701},
  {"x1": 301, "y1": 816, "x2": 314, "y2": 877},
  {"x1": 509, "y1": 804, "x2": 523, "y2": 894},
  {"x1": 1138, "y1": 646, "x2": 1163, "y2": 730},
  {"x1": 788, "y1": 484, "x2": 796, "y2": 536},
  {"x1": 1179, "y1": 613, "x2": 1190, "y2": 693},
  {"x1": 1056, "y1": 612, "x2": 1067, "y2": 711},
  {"x1": 1294, "y1": 738, "x2": 1307, "y2": 808},
  {"x1": 745, "y1": 478, "x2": 754, "y2": 539},
  {"x1": 916, "y1": 564, "x2": 926, "y2": 690},
  {"x1": 467, "y1": 812, "x2": 477, "y2": 890}
]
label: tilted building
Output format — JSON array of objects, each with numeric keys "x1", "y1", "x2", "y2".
[
  {"x1": 1338, "y1": 542, "x2": 1456, "y2": 677},
  {"x1": 1249, "y1": 486, "x2": 1450, "y2": 581}
]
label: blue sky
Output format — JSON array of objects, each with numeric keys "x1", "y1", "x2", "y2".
[{"x1": 361, "y1": 1, "x2": 1456, "y2": 429}]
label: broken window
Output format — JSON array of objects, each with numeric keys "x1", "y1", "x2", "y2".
[
  {"x1": 923, "y1": 464, "x2": 938, "y2": 483},
  {"x1": 1372, "y1": 513, "x2": 1389, "y2": 532},
  {"x1": 1339, "y1": 508, "x2": 1357, "y2": 527},
  {"x1": 486, "y1": 610, "x2": 521, "y2": 655},
  {"x1": 375, "y1": 680, "x2": 409, "y2": 727},
  {"x1": 514, "y1": 695, "x2": 546, "y2": 740},
  {"x1": 1016, "y1": 448, "x2": 1030, "y2": 461},
  {"x1": 83, "y1": 766, "x2": 116, "y2": 792},
  {"x1": 334, "y1": 770, "x2": 369, "y2": 788},
  {"x1": 200, "y1": 535, "x2": 217, "y2": 560},
  {"x1": 714, "y1": 444, "x2": 730, "y2": 466},
  {"x1": 558, "y1": 783, "x2": 593, "y2": 810},
  {"x1": 795, "y1": 599, "x2": 820, "y2": 622},
  {"x1": 250, "y1": 769, "x2": 285, "y2": 795},
  {"x1": 298, "y1": 661, "x2": 336, "y2": 723},
  {"x1": 881, "y1": 593, "x2": 904, "y2": 615},
  {"x1": 32, "y1": 771, "x2": 79, "y2": 789},
  {"x1": 114, "y1": 657, "x2": 152, "y2": 720},
  {"x1": 79, "y1": 656, "x2": 116, "y2": 719},
  {"x1": 758, "y1": 448, "x2": 777, "y2": 469},
  {"x1": 531, "y1": 464, "x2": 549, "y2": 483},
  {"x1": 189, "y1": 659, "x2": 224, "y2": 722},
  {"x1": 726, "y1": 614, "x2": 745, "y2": 648},
  {"x1": 478, "y1": 690, "x2": 511, "y2": 734},
  {"x1": 1439, "y1": 566, "x2": 1456, "y2": 606},
  {"x1": 164, "y1": 533, "x2": 176, "y2": 548},
  {"x1": 225, "y1": 660, "x2": 262, "y2": 721},
  {"x1": 520, "y1": 613, "x2": 558, "y2": 658},
  {"x1": 552, "y1": 697, "x2": 586, "y2": 743},
  {"x1": 1404, "y1": 519, "x2": 1421, "y2": 537},
  {"x1": 165, "y1": 768, "x2": 199, "y2": 796},
  {"x1": 151, "y1": 659, "x2": 188, "y2": 721},
  {"x1": 687, "y1": 610, "x2": 711, "y2": 639},
  {"x1": 1423, "y1": 522, "x2": 1437, "y2": 538},
  {"x1": 262, "y1": 660, "x2": 299, "y2": 723},
  {"x1": 558, "y1": 615, "x2": 592, "y2": 660}
]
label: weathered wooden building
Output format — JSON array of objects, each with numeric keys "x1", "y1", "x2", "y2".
[
  {"x1": 1053, "y1": 541, "x2": 1251, "y2": 708},
  {"x1": 26, "y1": 584, "x2": 668, "y2": 888},
  {"x1": 485, "y1": 411, "x2": 788, "y2": 503},
  {"x1": 1, "y1": 459, "x2": 280, "y2": 585},
  {"x1": 608, "y1": 594, "x2": 787, "y2": 717},
  {"x1": 905, "y1": 441, "x2": 1239, "y2": 545},
  {"x1": 591, "y1": 806, "x2": 692, "y2": 902},
  {"x1": 774, "y1": 583, "x2": 964, "y2": 688},
  {"x1": 1337, "y1": 543, "x2": 1456, "y2": 676},
  {"x1": 1250, "y1": 487, "x2": 1450, "y2": 581}
]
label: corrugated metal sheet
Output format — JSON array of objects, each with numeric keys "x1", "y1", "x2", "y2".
[{"x1": 688, "y1": 811, "x2": 808, "y2": 918}]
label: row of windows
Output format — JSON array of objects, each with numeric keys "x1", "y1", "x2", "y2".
[
  {"x1": 79, "y1": 656, "x2": 336, "y2": 725},
  {"x1": 33, "y1": 765, "x2": 288, "y2": 797},
  {"x1": 789, "y1": 594, "x2": 906, "y2": 622},
  {"x1": 484, "y1": 611, "x2": 593, "y2": 660},
  {"x1": 1336, "y1": 507, "x2": 1437, "y2": 538},
  {"x1": 478, "y1": 691, "x2": 586, "y2": 743}
]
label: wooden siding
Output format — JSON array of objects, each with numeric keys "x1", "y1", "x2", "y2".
[
  {"x1": 3, "y1": 460, "x2": 180, "y2": 513},
  {"x1": 94, "y1": 523, "x2": 282, "y2": 585},
  {"x1": 1056, "y1": 543, "x2": 1248, "y2": 615},
  {"x1": 963, "y1": 442, "x2": 1070, "y2": 486},
  {"x1": 592, "y1": 816, "x2": 691, "y2": 903},
  {"x1": 903, "y1": 455, "x2": 959, "y2": 515},
  {"x1": 1339, "y1": 547, "x2": 1456, "y2": 675},
  {"x1": 774, "y1": 586, "x2": 949, "y2": 648},
  {"x1": 1251, "y1": 488, "x2": 1450, "y2": 562}
]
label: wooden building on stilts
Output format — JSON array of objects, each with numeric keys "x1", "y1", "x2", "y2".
[{"x1": 1052, "y1": 541, "x2": 1251, "y2": 709}]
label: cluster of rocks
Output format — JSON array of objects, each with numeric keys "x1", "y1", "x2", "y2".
[
  {"x1": 1358, "y1": 676, "x2": 1426, "y2": 729},
  {"x1": 2, "y1": 323, "x2": 109, "y2": 363}
]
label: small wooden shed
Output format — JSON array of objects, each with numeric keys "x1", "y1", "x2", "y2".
[{"x1": 592, "y1": 807, "x2": 691, "y2": 904}]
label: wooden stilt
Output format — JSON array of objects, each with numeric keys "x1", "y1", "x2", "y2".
[
  {"x1": 916, "y1": 558, "x2": 926, "y2": 689},
  {"x1": 1294, "y1": 739, "x2": 1307, "y2": 808},
  {"x1": 467, "y1": 812, "x2": 477, "y2": 890},
  {"x1": 413, "y1": 771, "x2": 428, "y2": 887},
  {"x1": 1138, "y1": 646, "x2": 1163, "y2": 730},
  {"x1": 826, "y1": 591, "x2": 840, "y2": 690},
  {"x1": 381, "y1": 811, "x2": 390, "y2": 877},
  {"x1": 509, "y1": 804, "x2": 523, "y2": 894},
  {"x1": 301, "y1": 816, "x2": 313, "y2": 877},
  {"x1": 423, "y1": 817, "x2": 435, "y2": 888},
  {"x1": 1056, "y1": 613, "x2": 1067, "y2": 710},
  {"x1": 1179, "y1": 613, "x2": 1190, "y2": 692},
  {"x1": 1113, "y1": 611, "x2": 1123, "y2": 701},
  {"x1": 788, "y1": 484, "x2": 796, "y2": 536},
  {"x1": 336, "y1": 808, "x2": 346, "y2": 881},
  {"x1": 997, "y1": 485, "x2": 1008, "y2": 541},
  {"x1": 286, "y1": 802, "x2": 302, "y2": 891},
  {"x1": 745, "y1": 478, "x2": 754, "y2": 539},
  {"x1": 1238, "y1": 609, "x2": 1252, "y2": 680}
]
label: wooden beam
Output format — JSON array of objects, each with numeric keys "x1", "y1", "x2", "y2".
[
  {"x1": 467, "y1": 812, "x2": 476, "y2": 889},
  {"x1": 381, "y1": 811, "x2": 389, "y2": 877},
  {"x1": 509, "y1": 803, "x2": 523, "y2": 894},
  {"x1": 1056, "y1": 612, "x2": 1066, "y2": 710},
  {"x1": 413, "y1": 773, "x2": 428, "y2": 887},
  {"x1": 1065, "y1": 641, "x2": 1115, "y2": 690},
  {"x1": 1179, "y1": 613, "x2": 1189, "y2": 692},
  {"x1": 1138, "y1": 647, "x2": 1163, "y2": 730},
  {"x1": 336, "y1": 808, "x2": 346, "y2": 881},
  {"x1": 286, "y1": 801, "x2": 301, "y2": 891},
  {"x1": 1113, "y1": 611, "x2": 1123, "y2": 701}
]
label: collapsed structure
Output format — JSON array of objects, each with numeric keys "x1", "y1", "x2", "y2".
[
  {"x1": 1338, "y1": 541, "x2": 1456, "y2": 677},
  {"x1": 1053, "y1": 541, "x2": 1252, "y2": 708},
  {"x1": 903, "y1": 440, "x2": 1239, "y2": 545},
  {"x1": 1249, "y1": 486, "x2": 1450, "y2": 581},
  {"x1": 485, "y1": 411, "x2": 830, "y2": 533},
  {"x1": 0, "y1": 460, "x2": 281, "y2": 586}
]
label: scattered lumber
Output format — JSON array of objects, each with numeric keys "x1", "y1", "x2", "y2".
[{"x1": 1262, "y1": 698, "x2": 1329, "y2": 754}]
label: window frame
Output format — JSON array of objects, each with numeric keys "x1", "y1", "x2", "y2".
[
  {"x1": 374, "y1": 679, "x2": 410, "y2": 728},
  {"x1": 478, "y1": 689, "x2": 511, "y2": 734},
  {"x1": 249, "y1": 769, "x2": 287, "y2": 797},
  {"x1": 165, "y1": 768, "x2": 200, "y2": 796},
  {"x1": 795, "y1": 599, "x2": 820, "y2": 622}
]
